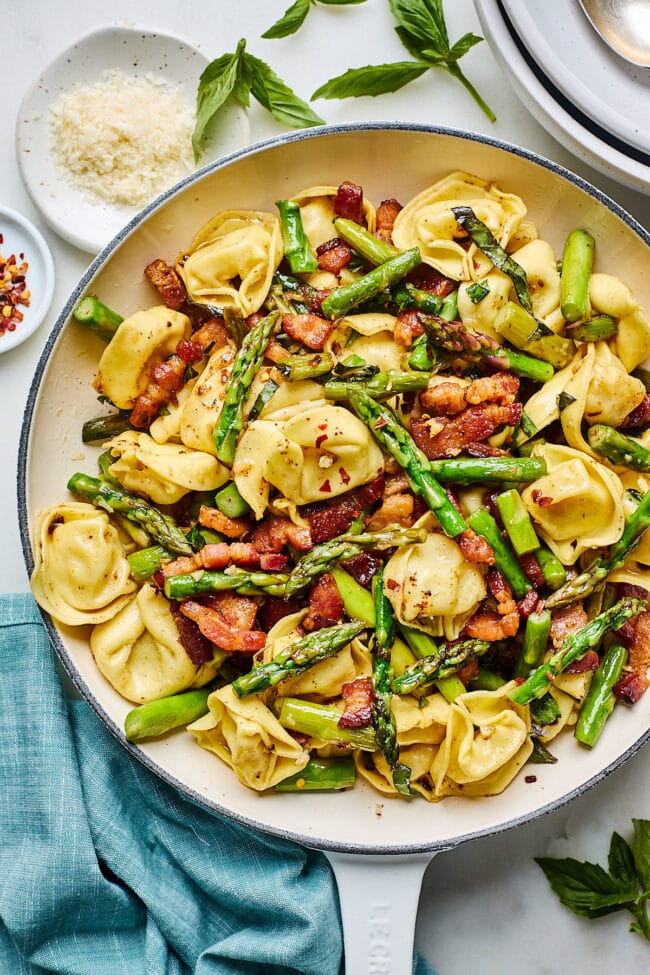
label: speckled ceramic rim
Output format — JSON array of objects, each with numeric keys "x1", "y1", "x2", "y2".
[{"x1": 17, "y1": 122, "x2": 650, "y2": 855}]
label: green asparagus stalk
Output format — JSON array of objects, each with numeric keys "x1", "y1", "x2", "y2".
[
  {"x1": 124, "y1": 688, "x2": 211, "y2": 741},
  {"x1": 276, "y1": 352, "x2": 335, "y2": 381},
  {"x1": 232, "y1": 620, "x2": 367, "y2": 697},
  {"x1": 222, "y1": 307, "x2": 248, "y2": 346},
  {"x1": 333, "y1": 217, "x2": 398, "y2": 266},
  {"x1": 320, "y1": 248, "x2": 422, "y2": 320},
  {"x1": 587, "y1": 424, "x2": 650, "y2": 472},
  {"x1": 496, "y1": 488, "x2": 540, "y2": 555},
  {"x1": 574, "y1": 643, "x2": 628, "y2": 748},
  {"x1": 567, "y1": 314, "x2": 617, "y2": 342},
  {"x1": 560, "y1": 229, "x2": 595, "y2": 323},
  {"x1": 275, "y1": 756, "x2": 356, "y2": 792},
  {"x1": 127, "y1": 545, "x2": 171, "y2": 582},
  {"x1": 67, "y1": 473, "x2": 193, "y2": 556},
  {"x1": 347, "y1": 387, "x2": 467, "y2": 537},
  {"x1": 514, "y1": 608, "x2": 552, "y2": 678},
  {"x1": 391, "y1": 638, "x2": 491, "y2": 695},
  {"x1": 398, "y1": 624, "x2": 466, "y2": 702},
  {"x1": 246, "y1": 379, "x2": 279, "y2": 423},
  {"x1": 214, "y1": 481, "x2": 251, "y2": 519},
  {"x1": 73, "y1": 295, "x2": 123, "y2": 342},
  {"x1": 530, "y1": 692, "x2": 561, "y2": 727},
  {"x1": 164, "y1": 569, "x2": 288, "y2": 600},
  {"x1": 407, "y1": 335, "x2": 437, "y2": 371},
  {"x1": 533, "y1": 545, "x2": 567, "y2": 591},
  {"x1": 509, "y1": 598, "x2": 644, "y2": 706},
  {"x1": 81, "y1": 411, "x2": 131, "y2": 444},
  {"x1": 276, "y1": 199, "x2": 318, "y2": 274},
  {"x1": 467, "y1": 508, "x2": 533, "y2": 598},
  {"x1": 391, "y1": 282, "x2": 444, "y2": 316},
  {"x1": 284, "y1": 526, "x2": 427, "y2": 598},
  {"x1": 439, "y1": 289, "x2": 459, "y2": 322},
  {"x1": 213, "y1": 311, "x2": 280, "y2": 464},
  {"x1": 545, "y1": 488, "x2": 650, "y2": 608},
  {"x1": 492, "y1": 301, "x2": 575, "y2": 369},
  {"x1": 323, "y1": 369, "x2": 430, "y2": 402},
  {"x1": 428, "y1": 456, "x2": 546, "y2": 485},
  {"x1": 469, "y1": 667, "x2": 507, "y2": 691},
  {"x1": 277, "y1": 697, "x2": 376, "y2": 750},
  {"x1": 451, "y1": 207, "x2": 533, "y2": 312}
]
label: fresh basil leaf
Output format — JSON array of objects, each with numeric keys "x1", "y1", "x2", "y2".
[
  {"x1": 535, "y1": 857, "x2": 639, "y2": 918},
  {"x1": 312, "y1": 61, "x2": 428, "y2": 100},
  {"x1": 632, "y1": 819, "x2": 650, "y2": 891},
  {"x1": 466, "y1": 281, "x2": 490, "y2": 304},
  {"x1": 630, "y1": 901, "x2": 650, "y2": 941},
  {"x1": 245, "y1": 52, "x2": 325, "y2": 127},
  {"x1": 448, "y1": 32, "x2": 484, "y2": 62},
  {"x1": 193, "y1": 41, "x2": 246, "y2": 160},
  {"x1": 452, "y1": 205, "x2": 532, "y2": 312},
  {"x1": 389, "y1": 0, "x2": 449, "y2": 56},
  {"x1": 233, "y1": 53, "x2": 253, "y2": 108},
  {"x1": 608, "y1": 832, "x2": 640, "y2": 890},
  {"x1": 262, "y1": 0, "x2": 312, "y2": 39},
  {"x1": 319, "y1": 0, "x2": 368, "y2": 5},
  {"x1": 531, "y1": 692, "x2": 561, "y2": 727}
]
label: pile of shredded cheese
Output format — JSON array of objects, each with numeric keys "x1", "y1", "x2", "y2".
[{"x1": 49, "y1": 70, "x2": 196, "y2": 208}]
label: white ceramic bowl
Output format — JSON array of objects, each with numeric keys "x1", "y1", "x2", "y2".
[
  {"x1": 16, "y1": 24, "x2": 250, "y2": 254},
  {"x1": 0, "y1": 206, "x2": 54, "y2": 354}
]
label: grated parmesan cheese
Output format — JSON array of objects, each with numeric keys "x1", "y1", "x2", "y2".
[{"x1": 49, "y1": 69, "x2": 196, "y2": 208}]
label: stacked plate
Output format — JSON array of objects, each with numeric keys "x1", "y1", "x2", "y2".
[{"x1": 474, "y1": 0, "x2": 650, "y2": 196}]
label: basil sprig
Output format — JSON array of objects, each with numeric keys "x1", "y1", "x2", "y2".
[
  {"x1": 193, "y1": 38, "x2": 323, "y2": 160},
  {"x1": 535, "y1": 818, "x2": 650, "y2": 941},
  {"x1": 311, "y1": 0, "x2": 495, "y2": 122},
  {"x1": 262, "y1": 0, "x2": 367, "y2": 40}
]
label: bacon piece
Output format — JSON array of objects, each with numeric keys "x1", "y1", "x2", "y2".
[
  {"x1": 614, "y1": 672, "x2": 648, "y2": 704},
  {"x1": 303, "y1": 572, "x2": 345, "y2": 632},
  {"x1": 463, "y1": 604, "x2": 520, "y2": 641},
  {"x1": 465, "y1": 441, "x2": 510, "y2": 458},
  {"x1": 518, "y1": 553, "x2": 546, "y2": 589},
  {"x1": 145, "y1": 259, "x2": 188, "y2": 310},
  {"x1": 375, "y1": 199, "x2": 402, "y2": 242},
  {"x1": 316, "y1": 237, "x2": 352, "y2": 274},
  {"x1": 162, "y1": 555, "x2": 199, "y2": 578},
  {"x1": 621, "y1": 393, "x2": 650, "y2": 428},
  {"x1": 459, "y1": 528, "x2": 495, "y2": 565},
  {"x1": 457, "y1": 657, "x2": 480, "y2": 686},
  {"x1": 251, "y1": 516, "x2": 312, "y2": 553},
  {"x1": 264, "y1": 339, "x2": 291, "y2": 364},
  {"x1": 203, "y1": 592, "x2": 260, "y2": 632},
  {"x1": 179, "y1": 599, "x2": 266, "y2": 654},
  {"x1": 129, "y1": 356, "x2": 186, "y2": 428},
  {"x1": 614, "y1": 609, "x2": 650, "y2": 700},
  {"x1": 282, "y1": 313, "x2": 335, "y2": 351},
  {"x1": 365, "y1": 492, "x2": 414, "y2": 530},
  {"x1": 333, "y1": 180, "x2": 364, "y2": 224},
  {"x1": 198, "y1": 505, "x2": 250, "y2": 539},
  {"x1": 340, "y1": 551, "x2": 382, "y2": 587},
  {"x1": 259, "y1": 552, "x2": 289, "y2": 572},
  {"x1": 406, "y1": 264, "x2": 456, "y2": 298},
  {"x1": 410, "y1": 403, "x2": 523, "y2": 459},
  {"x1": 169, "y1": 601, "x2": 215, "y2": 664},
  {"x1": 487, "y1": 569, "x2": 517, "y2": 616},
  {"x1": 549, "y1": 603, "x2": 589, "y2": 650},
  {"x1": 564, "y1": 649, "x2": 599, "y2": 674},
  {"x1": 420, "y1": 372, "x2": 519, "y2": 416},
  {"x1": 394, "y1": 310, "x2": 425, "y2": 348},
  {"x1": 516, "y1": 588, "x2": 541, "y2": 620},
  {"x1": 338, "y1": 677, "x2": 373, "y2": 729},
  {"x1": 419, "y1": 381, "x2": 468, "y2": 416},
  {"x1": 258, "y1": 596, "x2": 302, "y2": 632},
  {"x1": 200, "y1": 542, "x2": 260, "y2": 569}
]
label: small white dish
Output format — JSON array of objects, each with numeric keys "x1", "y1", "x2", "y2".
[
  {"x1": 16, "y1": 25, "x2": 250, "y2": 254},
  {"x1": 0, "y1": 206, "x2": 54, "y2": 354}
]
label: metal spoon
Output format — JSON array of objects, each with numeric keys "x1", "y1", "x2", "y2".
[{"x1": 578, "y1": 0, "x2": 650, "y2": 68}]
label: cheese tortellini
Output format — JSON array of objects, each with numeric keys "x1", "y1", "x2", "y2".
[
  {"x1": 30, "y1": 503, "x2": 137, "y2": 626},
  {"x1": 290, "y1": 185, "x2": 376, "y2": 251},
  {"x1": 232, "y1": 399, "x2": 384, "y2": 519}
]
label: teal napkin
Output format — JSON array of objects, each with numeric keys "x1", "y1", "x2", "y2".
[{"x1": 0, "y1": 594, "x2": 435, "y2": 975}]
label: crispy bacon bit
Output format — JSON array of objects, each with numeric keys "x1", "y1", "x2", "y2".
[
  {"x1": 614, "y1": 672, "x2": 647, "y2": 704},
  {"x1": 316, "y1": 433, "x2": 329, "y2": 448},
  {"x1": 366, "y1": 490, "x2": 414, "y2": 530},
  {"x1": 179, "y1": 598, "x2": 266, "y2": 654},
  {"x1": 410, "y1": 402, "x2": 523, "y2": 459},
  {"x1": 129, "y1": 355, "x2": 186, "y2": 428},
  {"x1": 459, "y1": 528, "x2": 496, "y2": 565},
  {"x1": 169, "y1": 601, "x2": 214, "y2": 664},
  {"x1": 282, "y1": 312, "x2": 335, "y2": 351},
  {"x1": 252, "y1": 516, "x2": 313, "y2": 553},
  {"x1": 198, "y1": 505, "x2": 250, "y2": 539},
  {"x1": 564, "y1": 649, "x2": 599, "y2": 674},
  {"x1": 375, "y1": 198, "x2": 402, "y2": 242},
  {"x1": 516, "y1": 588, "x2": 541, "y2": 619},
  {"x1": 487, "y1": 569, "x2": 517, "y2": 616},
  {"x1": 406, "y1": 263, "x2": 456, "y2": 298},
  {"x1": 144, "y1": 259, "x2": 188, "y2": 310},
  {"x1": 614, "y1": 609, "x2": 650, "y2": 701},
  {"x1": 303, "y1": 572, "x2": 345, "y2": 632},
  {"x1": 162, "y1": 555, "x2": 198, "y2": 578},
  {"x1": 259, "y1": 552, "x2": 289, "y2": 572},
  {"x1": 264, "y1": 339, "x2": 291, "y2": 364},
  {"x1": 420, "y1": 372, "x2": 519, "y2": 416},
  {"x1": 338, "y1": 677, "x2": 373, "y2": 728},
  {"x1": 621, "y1": 393, "x2": 650, "y2": 429},
  {"x1": 463, "y1": 603, "x2": 520, "y2": 641},
  {"x1": 519, "y1": 553, "x2": 546, "y2": 589},
  {"x1": 465, "y1": 441, "x2": 510, "y2": 458},
  {"x1": 302, "y1": 476, "x2": 385, "y2": 543},
  {"x1": 200, "y1": 542, "x2": 260, "y2": 569},
  {"x1": 550, "y1": 603, "x2": 589, "y2": 649},
  {"x1": 394, "y1": 310, "x2": 425, "y2": 348},
  {"x1": 258, "y1": 596, "x2": 302, "y2": 632},
  {"x1": 333, "y1": 180, "x2": 364, "y2": 224},
  {"x1": 457, "y1": 657, "x2": 480, "y2": 686},
  {"x1": 341, "y1": 551, "x2": 382, "y2": 587},
  {"x1": 316, "y1": 237, "x2": 352, "y2": 274},
  {"x1": 339, "y1": 467, "x2": 351, "y2": 485}
]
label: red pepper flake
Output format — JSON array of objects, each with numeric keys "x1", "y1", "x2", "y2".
[
  {"x1": 0, "y1": 247, "x2": 31, "y2": 337},
  {"x1": 319, "y1": 479, "x2": 332, "y2": 493},
  {"x1": 386, "y1": 578, "x2": 399, "y2": 591},
  {"x1": 317, "y1": 422, "x2": 328, "y2": 431},
  {"x1": 315, "y1": 434, "x2": 329, "y2": 448},
  {"x1": 339, "y1": 467, "x2": 350, "y2": 485}
]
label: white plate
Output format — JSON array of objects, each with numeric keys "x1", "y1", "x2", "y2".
[
  {"x1": 501, "y1": 0, "x2": 650, "y2": 157},
  {"x1": 474, "y1": 0, "x2": 650, "y2": 196},
  {"x1": 16, "y1": 24, "x2": 250, "y2": 254},
  {"x1": 0, "y1": 206, "x2": 54, "y2": 354}
]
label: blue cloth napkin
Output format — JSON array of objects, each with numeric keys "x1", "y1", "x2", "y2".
[{"x1": 0, "y1": 594, "x2": 435, "y2": 975}]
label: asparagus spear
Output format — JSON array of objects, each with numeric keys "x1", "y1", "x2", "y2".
[
  {"x1": 467, "y1": 508, "x2": 533, "y2": 598},
  {"x1": 164, "y1": 569, "x2": 288, "y2": 600},
  {"x1": 392, "y1": 282, "x2": 444, "y2": 316},
  {"x1": 439, "y1": 289, "x2": 459, "y2": 322},
  {"x1": 567, "y1": 314, "x2": 617, "y2": 342},
  {"x1": 560, "y1": 229, "x2": 595, "y2": 323},
  {"x1": 284, "y1": 526, "x2": 427, "y2": 598},
  {"x1": 407, "y1": 334, "x2": 437, "y2": 371},
  {"x1": 73, "y1": 295, "x2": 123, "y2": 342},
  {"x1": 212, "y1": 311, "x2": 280, "y2": 464},
  {"x1": 509, "y1": 598, "x2": 644, "y2": 706},
  {"x1": 332, "y1": 217, "x2": 398, "y2": 266},
  {"x1": 429, "y1": 456, "x2": 546, "y2": 485},
  {"x1": 67, "y1": 473, "x2": 194, "y2": 555},
  {"x1": 391, "y1": 638, "x2": 491, "y2": 695},
  {"x1": 124, "y1": 688, "x2": 211, "y2": 741},
  {"x1": 496, "y1": 488, "x2": 540, "y2": 555},
  {"x1": 469, "y1": 667, "x2": 507, "y2": 691},
  {"x1": 493, "y1": 301, "x2": 575, "y2": 369},
  {"x1": 574, "y1": 643, "x2": 628, "y2": 748},
  {"x1": 276, "y1": 199, "x2": 318, "y2": 274},
  {"x1": 214, "y1": 481, "x2": 251, "y2": 519},
  {"x1": 533, "y1": 545, "x2": 567, "y2": 591},
  {"x1": 320, "y1": 248, "x2": 422, "y2": 320},
  {"x1": 276, "y1": 352, "x2": 335, "y2": 381},
  {"x1": 277, "y1": 697, "x2": 376, "y2": 750},
  {"x1": 323, "y1": 369, "x2": 430, "y2": 402},
  {"x1": 588, "y1": 424, "x2": 650, "y2": 472},
  {"x1": 275, "y1": 756, "x2": 356, "y2": 791},
  {"x1": 398, "y1": 624, "x2": 466, "y2": 702},
  {"x1": 232, "y1": 620, "x2": 368, "y2": 697},
  {"x1": 127, "y1": 544, "x2": 171, "y2": 582},
  {"x1": 81, "y1": 411, "x2": 132, "y2": 444},
  {"x1": 545, "y1": 488, "x2": 650, "y2": 608},
  {"x1": 514, "y1": 608, "x2": 552, "y2": 679},
  {"x1": 347, "y1": 387, "x2": 467, "y2": 537},
  {"x1": 451, "y1": 206, "x2": 533, "y2": 312}
]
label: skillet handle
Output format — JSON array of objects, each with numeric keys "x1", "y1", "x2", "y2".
[{"x1": 325, "y1": 850, "x2": 435, "y2": 974}]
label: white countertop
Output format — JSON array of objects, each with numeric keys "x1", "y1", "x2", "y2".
[{"x1": 2, "y1": 2, "x2": 649, "y2": 972}]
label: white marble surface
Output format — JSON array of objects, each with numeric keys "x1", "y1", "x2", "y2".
[{"x1": 2, "y1": 2, "x2": 649, "y2": 972}]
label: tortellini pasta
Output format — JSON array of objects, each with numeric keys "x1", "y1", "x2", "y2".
[
  {"x1": 188, "y1": 684, "x2": 310, "y2": 791},
  {"x1": 290, "y1": 185, "x2": 376, "y2": 250},
  {"x1": 30, "y1": 503, "x2": 137, "y2": 626},
  {"x1": 590, "y1": 272, "x2": 650, "y2": 371},
  {"x1": 232, "y1": 398, "x2": 384, "y2": 519},
  {"x1": 383, "y1": 532, "x2": 486, "y2": 640},
  {"x1": 392, "y1": 171, "x2": 526, "y2": 281},
  {"x1": 94, "y1": 306, "x2": 191, "y2": 410},
  {"x1": 90, "y1": 585, "x2": 221, "y2": 703},
  {"x1": 522, "y1": 443, "x2": 626, "y2": 564},
  {"x1": 177, "y1": 210, "x2": 283, "y2": 316}
]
